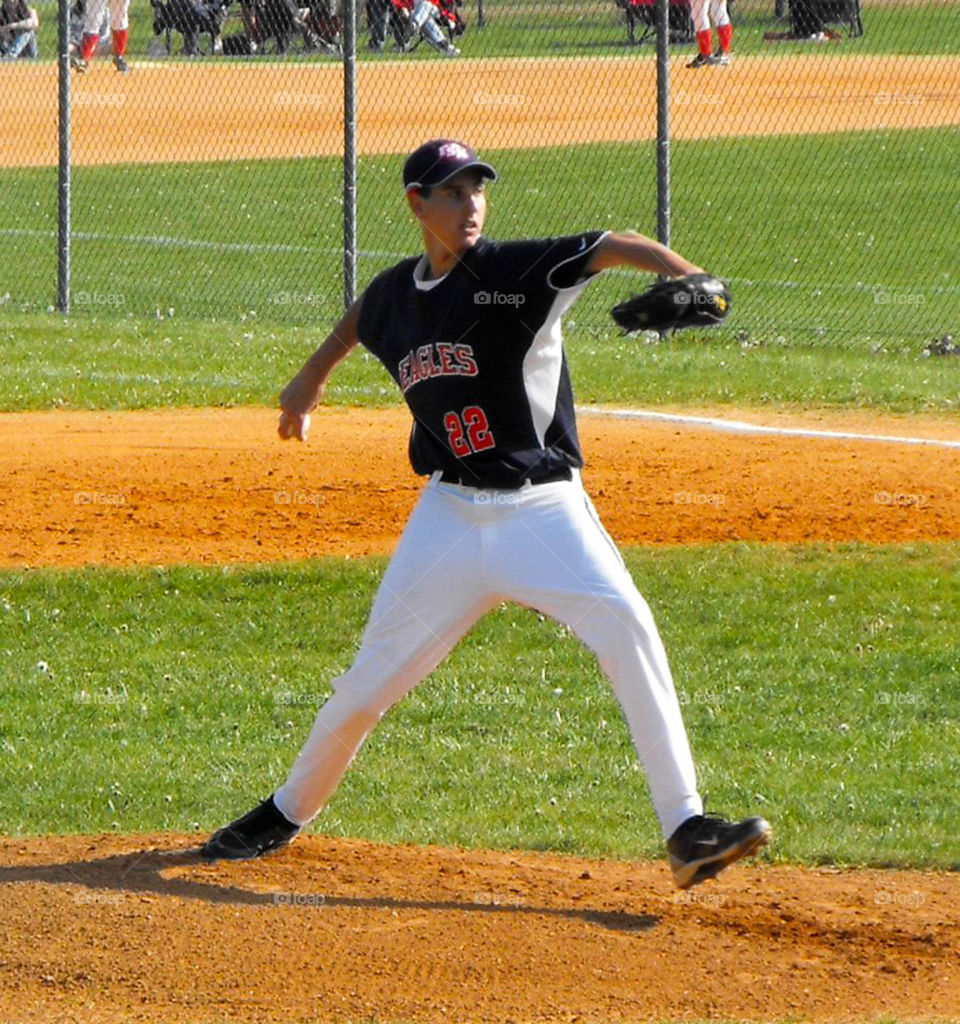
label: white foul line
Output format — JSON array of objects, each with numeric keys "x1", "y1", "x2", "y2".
[{"x1": 576, "y1": 406, "x2": 960, "y2": 450}]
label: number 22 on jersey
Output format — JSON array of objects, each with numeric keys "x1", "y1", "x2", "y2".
[{"x1": 443, "y1": 406, "x2": 495, "y2": 457}]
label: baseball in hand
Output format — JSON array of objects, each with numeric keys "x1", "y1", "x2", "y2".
[{"x1": 278, "y1": 410, "x2": 310, "y2": 441}]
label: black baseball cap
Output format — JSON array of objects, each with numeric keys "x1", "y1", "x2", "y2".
[{"x1": 403, "y1": 139, "x2": 498, "y2": 193}]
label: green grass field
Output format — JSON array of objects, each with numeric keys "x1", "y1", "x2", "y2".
[
  {"x1": 2, "y1": 543, "x2": 958, "y2": 868},
  {"x1": 2, "y1": 10, "x2": 958, "y2": 1020},
  {"x1": 2, "y1": 127, "x2": 959, "y2": 412},
  {"x1": 1, "y1": 0, "x2": 957, "y2": 883},
  {"x1": 25, "y1": 0, "x2": 960, "y2": 59}
]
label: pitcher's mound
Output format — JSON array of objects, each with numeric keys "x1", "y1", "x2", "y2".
[{"x1": 1, "y1": 833, "x2": 956, "y2": 1022}]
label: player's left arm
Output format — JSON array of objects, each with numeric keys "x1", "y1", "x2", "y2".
[
  {"x1": 585, "y1": 231, "x2": 703, "y2": 278},
  {"x1": 277, "y1": 298, "x2": 362, "y2": 441}
]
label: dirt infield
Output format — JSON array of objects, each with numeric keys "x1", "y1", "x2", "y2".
[
  {"x1": 2, "y1": 404, "x2": 959, "y2": 568},
  {"x1": 3, "y1": 403, "x2": 960, "y2": 1023},
  {"x1": 1, "y1": 832, "x2": 958, "y2": 1023},
  {"x1": 2, "y1": 53, "x2": 959, "y2": 169}
]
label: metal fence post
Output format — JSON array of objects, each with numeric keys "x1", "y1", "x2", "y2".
[
  {"x1": 655, "y1": 0, "x2": 670, "y2": 255},
  {"x1": 343, "y1": 0, "x2": 358, "y2": 309},
  {"x1": 57, "y1": 0, "x2": 71, "y2": 315}
]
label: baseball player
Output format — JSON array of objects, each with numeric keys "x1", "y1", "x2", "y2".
[
  {"x1": 202, "y1": 138, "x2": 771, "y2": 889},
  {"x1": 70, "y1": 0, "x2": 129, "y2": 71},
  {"x1": 687, "y1": 0, "x2": 732, "y2": 67}
]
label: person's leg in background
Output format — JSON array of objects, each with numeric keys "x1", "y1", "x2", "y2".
[
  {"x1": 687, "y1": 0, "x2": 714, "y2": 67},
  {"x1": 108, "y1": 0, "x2": 129, "y2": 69},
  {"x1": 366, "y1": 0, "x2": 388, "y2": 50},
  {"x1": 4, "y1": 28, "x2": 39, "y2": 57},
  {"x1": 710, "y1": 0, "x2": 731, "y2": 60},
  {"x1": 73, "y1": 0, "x2": 105, "y2": 68}
]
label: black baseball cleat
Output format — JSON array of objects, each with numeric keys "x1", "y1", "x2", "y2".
[
  {"x1": 201, "y1": 795, "x2": 301, "y2": 860},
  {"x1": 686, "y1": 51, "x2": 713, "y2": 68},
  {"x1": 668, "y1": 813, "x2": 771, "y2": 889},
  {"x1": 113, "y1": 54, "x2": 129, "y2": 72}
]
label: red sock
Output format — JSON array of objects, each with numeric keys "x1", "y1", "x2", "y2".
[
  {"x1": 697, "y1": 29, "x2": 712, "y2": 56},
  {"x1": 112, "y1": 28, "x2": 128, "y2": 56},
  {"x1": 717, "y1": 22, "x2": 732, "y2": 53},
  {"x1": 80, "y1": 32, "x2": 99, "y2": 60}
]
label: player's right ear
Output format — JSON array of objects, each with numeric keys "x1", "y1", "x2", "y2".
[
  {"x1": 406, "y1": 186, "x2": 431, "y2": 220},
  {"x1": 407, "y1": 189, "x2": 423, "y2": 219}
]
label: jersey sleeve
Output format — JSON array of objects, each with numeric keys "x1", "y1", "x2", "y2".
[
  {"x1": 545, "y1": 230, "x2": 609, "y2": 290},
  {"x1": 485, "y1": 231, "x2": 608, "y2": 293},
  {"x1": 355, "y1": 267, "x2": 392, "y2": 360}
]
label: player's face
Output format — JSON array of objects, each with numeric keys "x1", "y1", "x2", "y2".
[{"x1": 411, "y1": 170, "x2": 488, "y2": 255}]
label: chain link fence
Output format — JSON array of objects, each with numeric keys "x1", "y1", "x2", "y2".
[{"x1": 1, "y1": 0, "x2": 958, "y2": 347}]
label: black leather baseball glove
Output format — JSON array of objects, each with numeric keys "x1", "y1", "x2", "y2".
[{"x1": 611, "y1": 273, "x2": 731, "y2": 334}]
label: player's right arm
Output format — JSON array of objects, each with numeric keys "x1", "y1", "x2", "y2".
[
  {"x1": 585, "y1": 232, "x2": 703, "y2": 277},
  {"x1": 278, "y1": 297, "x2": 362, "y2": 441}
]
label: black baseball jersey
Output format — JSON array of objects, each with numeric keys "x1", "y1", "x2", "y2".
[{"x1": 357, "y1": 231, "x2": 607, "y2": 488}]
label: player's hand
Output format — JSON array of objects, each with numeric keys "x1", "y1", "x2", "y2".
[
  {"x1": 278, "y1": 370, "x2": 322, "y2": 441},
  {"x1": 278, "y1": 410, "x2": 311, "y2": 442}
]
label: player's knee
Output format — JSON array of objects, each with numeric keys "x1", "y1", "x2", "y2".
[
  {"x1": 587, "y1": 590, "x2": 655, "y2": 639},
  {"x1": 710, "y1": 0, "x2": 729, "y2": 25},
  {"x1": 330, "y1": 667, "x2": 409, "y2": 719}
]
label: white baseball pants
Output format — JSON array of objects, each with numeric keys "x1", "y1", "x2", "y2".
[
  {"x1": 690, "y1": 0, "x2": 730, "y2": 32},
  {"x1": 274, "y1": 472, "x2": 703, "y2": 840},
  {"x1": 83, "y1": 0, "x2": 129, "y2": 35}
]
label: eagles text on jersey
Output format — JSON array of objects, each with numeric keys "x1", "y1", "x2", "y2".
[{"x1": 357, "y1": 232, "x2": 608, "y2": 489}]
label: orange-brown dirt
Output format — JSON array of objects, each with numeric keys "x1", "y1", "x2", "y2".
[
  {"x1": 1, "y1": 405, "x2": 959, "y2": 568},
  {"x1": 4, "y1": 35, "x2": 960, "y2": 1024},
  {"x1": 2, "y1": 54, "x2": 959, "y2": 169},
  {"x1": 1, "y1": 833, "x2": 958, "y2": 1024},
  {"x1": 3, "y1": 403, "x2": 960, "y2": 1023}
]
